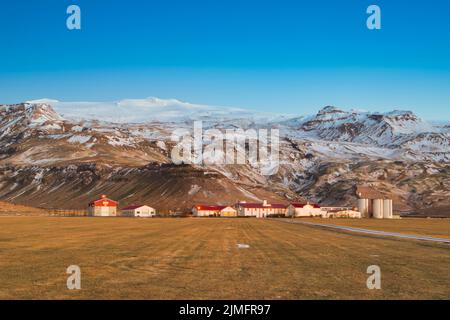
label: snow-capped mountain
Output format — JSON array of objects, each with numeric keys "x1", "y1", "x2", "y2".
[
  {"x1": 0, "y1": 100, "x2": 449, "y2": 215},
  {"x1": 297, "y1": 106, "x2": 439, "y2": 145},
  {"x1": 25, "y1": 97, "x2": 293, "y2": 124},
  {"x1": 290, "y1": 106, "x2": 449, "y2": 162}
]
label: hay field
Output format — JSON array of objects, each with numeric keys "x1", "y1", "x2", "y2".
[
  {"x1": 297, "y1": 218, "x2": 450, "y2": 239},
  {"x1": 0, "y1": 217, "x2": 449, "y2": 299}
]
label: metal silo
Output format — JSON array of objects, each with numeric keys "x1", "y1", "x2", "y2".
[
  {"x1": 383, "y1": 199, "x2": 391, "y2": 219},
  {"x1": 390, "y1": 199, "x2": 393, "y2": 218},
  {"x1": 388, "y1": 199, "x2": 393, "y2": 218},
  {"x1": 373, "y1": 199, "x2": 384, "y2": 219},
  {"x1": 366, "y1": 199, "x2": 371, "y2": 218},
  {"x1": 358, "y1": 199, "x2": 369, "y2": 218}
]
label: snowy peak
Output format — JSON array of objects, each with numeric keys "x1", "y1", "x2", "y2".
[
  {"x1": 116, "y1": 97, "x2": 194, "y2": 109},
  {"x1": 1, "y1": 100, "x2": 447, "y2": 160},
  {"x1": 19, "y1": 98, "x2": 294, "y2": 124},
  {"x1": 1, "y1": 102, "x2": 62, "y2": 121},
  {"x1": 24, "y1": 103, "x2": 64, "y2": 125},
  {"x1": 316, "y1": 106, "x2": 348, "y2": 118},
  {"x1": 26, "y1": 98, "x2": 60, "y2": 104},
  {"x1": 1, "y1": 103, "x2": 62, "y2": 128},
  {"x1": 300, "y1": 106, "x2": 439, "y2": 146},
  {"x1": 314, "y1": 106, "x2": 421, "y2": 126},
  {"x1": 0, "y1": 103, "x2": 64, "y2": 142}
]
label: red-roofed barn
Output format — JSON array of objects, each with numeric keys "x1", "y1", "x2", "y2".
[{"x1": 88, "y1": 195, "x2": 118, "y2": 217}]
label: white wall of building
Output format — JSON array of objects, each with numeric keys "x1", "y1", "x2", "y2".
[
  {"x1": 193, "y1": 209, "x2": 217, "y2": 217},
  {"x1": 288, "y1": 204, "x2": 322, "y2": 217},
  {"x1": 237, "y1": 207, "x2": 286, "y2": 218},
  {"x1": 323, "y1": 210, "x2": 362, "y2": 219},
  {"x1": 122, "y1": 206, "x2": 156, "y2": 217}
]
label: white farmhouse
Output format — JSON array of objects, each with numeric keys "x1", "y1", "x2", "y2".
[
  {"x1": 121, "y1": 205, "x2": 156, "y2": 218},
  {"x1": 235, "y1": 200, "x2": 287, "y2": 218},
  {"x1": 287, "y1": 203, "x2": 323, "y2": 217}
]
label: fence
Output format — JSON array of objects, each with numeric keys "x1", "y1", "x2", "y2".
[
  {"x1": 48, "y1": 209, "x2": 88, "y2": 217},
  {"x1": 320, "y1": 207, "x2": 354, "y2": 212}
]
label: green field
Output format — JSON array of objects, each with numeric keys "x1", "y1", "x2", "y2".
[{"x1": 0, "y1": 217, "x2": 449, "y2": 299}]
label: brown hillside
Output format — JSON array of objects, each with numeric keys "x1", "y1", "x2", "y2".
[{"x1": 0, "y1": 201, "x2": 48, "y2": 216}]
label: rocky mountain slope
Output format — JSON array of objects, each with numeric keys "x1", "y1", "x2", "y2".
[{"x1": 0, "y1": 100, "x2": 448, "y2": 215}]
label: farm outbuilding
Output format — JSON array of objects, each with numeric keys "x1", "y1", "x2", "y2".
[
  {"x1": 88, "y1": 195, "x2": 118, "y2": 217},
  {"x1": 192, "y1": 205, "x2": 237, "y2": 217},
  {"x1": 236, "y1": 201, "x2": 287, "y2": 218},
  {"x1": 324, "y1": 210, "x2": 362, "y2": 219},
  {"x1": 356, "y1": 186, "x2": 393, "y2": 219},
  {"x1": 287, "y1": 203, "x2": 322, "y2": 217},
  {"x1": 121, "y1": 205, "x2": 156, "y2": 218}
]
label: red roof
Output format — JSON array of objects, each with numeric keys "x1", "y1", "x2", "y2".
[
  {"x1": 237, "y1": 203, "x2": 287, "y2": 209},
  {"x1": 89, "y1": 196, "x2": 118, "y2": 207},
  {"x1": 121, "y1": 205, "x2": 146, "y2": 211},
  {"x1": 194, "y1": 205, "x2": 229, "y2": 211},
  {"x1": 290, "y1": 202, "x2": 321, "y2": 208}
]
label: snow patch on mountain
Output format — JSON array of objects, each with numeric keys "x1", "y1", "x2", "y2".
[
  {"x1": 68, "y1": 135, "x2": 92, "y2": 144},
  {"x1": 27, "y1": 97, "x2": 293, "y2": 124},
  {"x1": 296, "y1": 106, "x2": 444, "y2": 148},
  {"x1": 2, "y1": 100, "x2": 448, "y2": 165}
]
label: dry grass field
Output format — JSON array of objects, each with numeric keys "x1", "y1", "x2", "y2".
[
  {"x1": 0, "y1": 217, "x2": 449, "y2": 300},
  {"x1": 298, "y1": 218, "x2": 450, "y2": 239}
]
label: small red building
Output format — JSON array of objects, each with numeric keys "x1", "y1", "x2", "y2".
[{"x1": 88, "y1": 195, "x2": 118, "y2": 217}]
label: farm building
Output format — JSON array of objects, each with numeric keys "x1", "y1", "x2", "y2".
[
  {"x1": 236, "y1": 201, "x2": 287, "y2": 218},
  {"x1": 287, "y1": 203, "x2": 322, "y2": 217},
  {"x1": 88, "y1": 195, "x2": 118, "y2": 217},
  {"x1": 121, "y1": 205, "x2": 156, "y2": 218},
  {"x1": 192, "y1": 205, "x2": 237, "y2": 217},
  {"x1": 323, "y1": 210, "x2": 362, "y2": 219},
  {"x1": 356, "y1": 186, "x2": 393, "y2": 219}
]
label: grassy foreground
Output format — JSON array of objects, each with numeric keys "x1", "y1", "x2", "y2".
[
  {"x1": 298, "y1": 218, "x2": 450, "y2": 239},
  {"x1": 0, "y1": 217, "x2": 449, "y2": 299}
]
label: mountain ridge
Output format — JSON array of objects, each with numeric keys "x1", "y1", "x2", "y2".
[{"x1": 0, "y1": 100, "x2": 448, "y2": 215}]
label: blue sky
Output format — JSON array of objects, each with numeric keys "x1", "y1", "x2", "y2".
[{"x1": 0, "y1": 0, "x2": 449, "y2": 119}]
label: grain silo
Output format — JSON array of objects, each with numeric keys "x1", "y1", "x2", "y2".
[
  {"x1": 357, "y1": 198, "x2": 370, "y2": 218},
  {"x1": 383, "y1": 199, "x2": 393, "y2": 219},
  {"x1": 372, "y1": 199, "x2": 384, "y2": 219},
  {"x1": 389, "y1": 199, "x2": 393, "y2": 218},
  {"x1": 356, "y1": 186, "x2": 394, "y2": 219}
]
